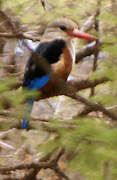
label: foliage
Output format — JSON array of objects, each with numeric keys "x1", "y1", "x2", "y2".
[
  {"x1": 40, "y1": 117, "x2": 117, "y2": 180},
  {"x1": 0, "y1": 0, "x2": 117, "y2": 180}
]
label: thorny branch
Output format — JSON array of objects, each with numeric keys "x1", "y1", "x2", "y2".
[
  {"x1": 0, "y1": 148, "x2": 68, "y2": 180},
  {"x1": 90, "y1": 0, "x2": 101, "y2": 96}
]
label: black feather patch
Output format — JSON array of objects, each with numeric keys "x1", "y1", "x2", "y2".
[
  {"x1": 23, "y1": 39, "x2": 66, "y2": 87},
  {"x1": 36, "y1": 39, "x2": 66, "y2": 63}
]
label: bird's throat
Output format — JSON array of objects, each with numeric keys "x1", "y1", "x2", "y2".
[{"x1": 67, "y1": 38, "x2": 77, "y2": 64}]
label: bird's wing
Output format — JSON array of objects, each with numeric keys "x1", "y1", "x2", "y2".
[{"x1": 23, "y1": 39, "x2": 66, "y2": 90}]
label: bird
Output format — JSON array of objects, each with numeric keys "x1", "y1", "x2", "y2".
[{"x1": 22, "y1": 18, "x2": 96, "y2": 129}]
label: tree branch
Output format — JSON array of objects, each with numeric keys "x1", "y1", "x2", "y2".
[
  {"x1": 68, "y1": 93, "x2": 117, "y2": 120},
  {"x1": 81, "y1": 11, "x2": 98, "y2": 32},
  {"x1": 0, "y1": 141, "x2": 16, "y2": 150},
  {"x1": 0, "y1": 10, "x2": 17, "y2": 33},
  {"x1": 0, "y1": 148, "x2": 68, "y2": 180},
  {"x1": 90, "y1": 0, "x2": 101, "y2": 96},
  {"x1": 39, "y1": 77, "x2": 117, "y2": 120},
  {"x1": 0, "y1": 32, "x2": 40, "y2": 41},
  {"x1": 0, "y1": 161, "x2": 55, "y2": 172},
  {"x1": 52, "y1": 166, "x2": 70, "y2": 180},
  {"x1": 75, "y1": 41, "x2": 102, "y2": 63},
  {"x1": 69, "y1": 77, "x2": 109, "y2": 91}
]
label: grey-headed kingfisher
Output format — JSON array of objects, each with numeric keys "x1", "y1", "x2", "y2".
[{"x1": 22, "y1": 18, "x2": 96, "y2": 128}]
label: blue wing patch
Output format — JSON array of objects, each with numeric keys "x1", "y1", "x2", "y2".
[
  {"x1": 28, "y1": 74, "x2": 50, "y2": 90},
  {"x1": 22, "y1": 75, "x2": 50, "y2": 129}
]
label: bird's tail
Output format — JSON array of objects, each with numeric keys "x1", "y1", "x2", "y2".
[
  {"x1": 22, "y1": 75, "x2": 51, "y2": 129},
  {"x1": 22, "y1": 98, "x2": 34, "y2": 129}
]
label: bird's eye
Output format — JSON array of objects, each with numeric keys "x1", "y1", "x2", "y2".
[{"x1": 59, "y1": 25, "x2": 67, "y2": 31}]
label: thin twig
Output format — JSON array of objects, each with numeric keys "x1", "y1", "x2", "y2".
[
  {"x1": 0, "y1": 141, "x2": 16, "y2": 150},
  {"x1": 0, "y1": 128, "x2": 16, "y2": 139},
  {"x1": 90, "y1": 0, "x2": 101, "y2": 96},
  {"x1": 52, "y1": 166, "x2": 70, "y2": 180},
  {"x1": 40, "y1": 0, "x2": 46, "y2": 10},
  {"x1": 0, "y1": 32, "x2": 40, "y2": 41},
  {"x1": 0, "y1": 10, "x2": 17, "y2": 33},
  {"x1": 81, "y1": 11, "x2": 98, "y2": 32}
]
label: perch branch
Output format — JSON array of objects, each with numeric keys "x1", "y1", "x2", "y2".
[{"x1": 39, "y1": 77, "x2": 117, "y2": 120}]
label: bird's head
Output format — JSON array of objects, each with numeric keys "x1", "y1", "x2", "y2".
[
  {"x1": 43, "y1": 18, "x2": 96, "y2": 41},
  {"x1": 42, "y1": 18, "x2": 96, "y2": 63}
]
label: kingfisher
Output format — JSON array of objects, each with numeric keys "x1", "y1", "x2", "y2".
[{"x1": 22, "y1": 18, "x2": 96, "y2": 129}]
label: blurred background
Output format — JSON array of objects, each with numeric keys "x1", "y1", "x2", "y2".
[{"x1": 0, "y1": 0, "x2": 117, "y2": 179}]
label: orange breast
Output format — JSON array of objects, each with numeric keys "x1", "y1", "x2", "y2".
[
  {"x1": 52, "y1": 47, "x2": 72, "y2": 80},
  {"x1": 41, "y1": 47, "x2": 72, "y2": 93}
]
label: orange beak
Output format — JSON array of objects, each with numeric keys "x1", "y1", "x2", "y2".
[{"x1": 67, "y1": 29, "x2": 97, "y2": 40}]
